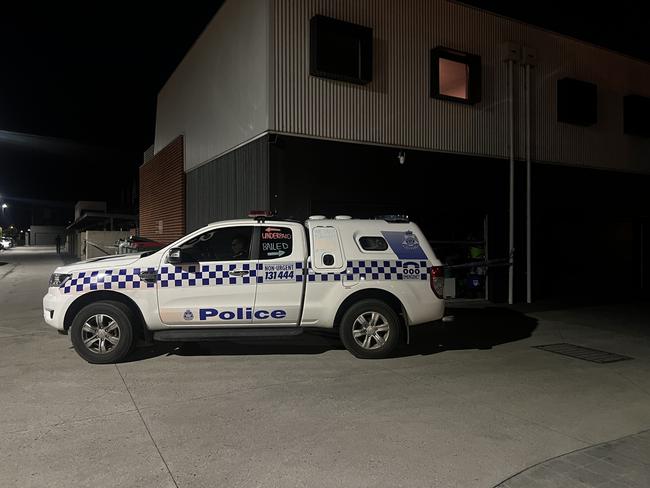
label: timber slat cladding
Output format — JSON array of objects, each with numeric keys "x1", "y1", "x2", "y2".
[{"x1": 139, "y1": 135, "x2": 185, "y2": 244}]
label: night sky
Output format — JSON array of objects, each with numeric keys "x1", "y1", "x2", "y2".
[
  {"x1": 0, "y1": 1, "x2": 647, "y2": 229},
  {"x1": 0, "y1": 2, "x2": 223, "y2": 228}
]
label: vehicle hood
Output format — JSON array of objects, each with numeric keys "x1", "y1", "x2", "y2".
[{"x1": 53, "y1": 254, "x2": 145, "y2": 274}]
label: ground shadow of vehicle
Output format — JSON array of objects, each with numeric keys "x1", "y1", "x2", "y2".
[
  {"x1": 399, "y1": 306, "x2": 538, "y2": 357},
  {"x1": 122, "y1": 332, "x2": 344, "y2": 363},
  {"x1": 120, "y1": 306, "x2": 537, "y2": 363}
]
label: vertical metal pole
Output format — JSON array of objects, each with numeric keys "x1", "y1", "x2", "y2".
[
  {"x1": 526, "y1": 63, "x2": 532, "y2": 304},
  {"x1": 641, "y1": 222, "x2": 644, "y2": 291},
  {"x1": 508, "y1": 59, "x2": 515, "y2": 305},
  {"x1": 484, "y1": 214, "x2": 489, "y2": 301}
]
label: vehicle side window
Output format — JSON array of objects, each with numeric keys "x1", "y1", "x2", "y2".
[
  {"x1": 359, "y1": 236, "x2": 388, "y2": 251},
  {"x1": 179, "y1": 226, "x2": 253, "y2": 262},
  {"x1": 259, "y1": 226, "x2": 293, "y2": 259}
]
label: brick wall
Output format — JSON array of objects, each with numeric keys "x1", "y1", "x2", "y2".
[{"x1": 139, "y1": 135, "x2": 185, "y2": 244}]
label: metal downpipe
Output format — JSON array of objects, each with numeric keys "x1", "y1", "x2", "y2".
[
  {"x1": 525, "y1": 63, "x2": 532, "y2": 304},
  {"x1": 508, "y1": 59, "x2": 515, "y2": 305}
]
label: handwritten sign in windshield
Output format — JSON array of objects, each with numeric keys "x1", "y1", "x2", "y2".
[{"x1": 260, "y1": 226, "x2": 293, "y2": 259}]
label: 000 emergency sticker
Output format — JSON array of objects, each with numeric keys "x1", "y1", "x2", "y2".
[
  {"x1": 263, "y1": 263, "x2": 295, "y2": 281},
  {"x1": 401, "y1": 261, "x2": 423, "y2": 280}
]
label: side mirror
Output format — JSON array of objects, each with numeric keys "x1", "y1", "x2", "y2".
[{"x1": 168, "y1": 248, "x2": 185, "y2": 265}]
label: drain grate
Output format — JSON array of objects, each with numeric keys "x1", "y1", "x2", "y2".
[{"x1": 533, "y1": 343, "x2": 633, "y2": 363}]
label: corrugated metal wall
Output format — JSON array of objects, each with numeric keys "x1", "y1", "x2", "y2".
[
  {"x1": 186, "y1": 135, "x2": 270, "y2": 231},
  {"x1": 272, "y1": 0, "x2": 650, "y2": 173},
  {"x1": 139, "y1": 136, "x2": 185, "y2": 243},
  {"x1": 155, "y1": 0, "x2": 270, "y2": 172}
]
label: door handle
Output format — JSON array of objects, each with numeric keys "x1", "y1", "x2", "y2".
[
  {"x1": 139, "y1": 270, "x2": 158, "y2": 283},
  {"x1": 230, "y1": 269, "x2": 250, "y2": 277}
]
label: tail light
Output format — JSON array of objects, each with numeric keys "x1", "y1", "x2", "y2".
[{"x1": 430, "y1": 266, "x2": 444, "y2": 299}]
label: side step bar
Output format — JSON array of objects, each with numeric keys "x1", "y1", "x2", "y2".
[{"x1": 153, "y1": 327, "x2": 303, "y2": 342}]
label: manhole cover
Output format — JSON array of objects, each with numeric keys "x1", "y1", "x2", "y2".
[{"x1": 533, "y1": 343, "x2": 632, "y2": 363}]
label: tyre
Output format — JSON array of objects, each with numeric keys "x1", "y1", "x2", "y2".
[
  {"x1": 70, "y1": 301, "x2": 134, "y2": 364},
  {"x1": 339, "y1": 299, "x2": 401, "y2": 359}
]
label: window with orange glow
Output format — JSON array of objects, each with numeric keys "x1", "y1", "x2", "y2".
[
  {"x1": 439, "y1": 58, "x2": 469, "y2": 100},
  {"x1": 430, "y1": 47, "x2": 481, "y2": 104}
]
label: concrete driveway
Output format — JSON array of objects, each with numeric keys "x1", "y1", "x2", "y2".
[{"x1": 1, "y1": 247, "x2": 649, "y2": 487}]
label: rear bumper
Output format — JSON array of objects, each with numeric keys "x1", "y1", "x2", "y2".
[{"x1": 406, "y1": 297, "x2": 445, "y2": 326}]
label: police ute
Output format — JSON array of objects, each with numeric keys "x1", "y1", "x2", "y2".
[{"x1": 43, "y1": 214, "x2": 445, "y2": 363}]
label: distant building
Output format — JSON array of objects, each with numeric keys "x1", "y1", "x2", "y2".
[
  {"x1": 28, "y1": 225, "x2": 66, "y2": 246},
  {"x1": 65, "y1": 201, "x2": 137, "y2": 258},
  {"x1": 141, "y1": 0, "x2": 650, "y2": 301}
]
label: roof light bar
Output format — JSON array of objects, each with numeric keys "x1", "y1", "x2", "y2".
[{"x1": 248, "y1": 210, "x2": 275, "y2": 223}]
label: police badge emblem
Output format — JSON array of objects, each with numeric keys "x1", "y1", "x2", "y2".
[
  {"x1": 401, "y1": 231, "x2": 419, "y2": 249},
  {"x1": 183, "y1": 309, "x2": 194, "y2": 321}
]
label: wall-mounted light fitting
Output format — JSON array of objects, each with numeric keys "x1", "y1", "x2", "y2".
[{"x1": 500, "y1": 41, "x2": 521, "y2": 63}]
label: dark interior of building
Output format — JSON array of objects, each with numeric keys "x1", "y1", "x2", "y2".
[{"x1": 270, "y1": 134, "x2": 649, "y2": 303}]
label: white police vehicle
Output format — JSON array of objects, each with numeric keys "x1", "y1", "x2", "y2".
[
  {"x1": 1, "y1": 236, "x2": 14, "y2": 249},
  {"x1": 43, "y1": 214, "x2": 445, "y2": 363}
]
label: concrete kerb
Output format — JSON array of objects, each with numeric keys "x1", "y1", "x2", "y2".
[
  {"x1": 493, "y1": 428, "x2": 650, "y2": 488},
  {"x1": 0, "y1": 261, "x2": 16, "y2": 281}
]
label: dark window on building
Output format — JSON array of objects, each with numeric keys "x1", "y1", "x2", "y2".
[
  {"x1": 557, "y1": 78, "x2": 598, "y2": 126},
  {"x1": 430, "y1": 47, "x2": 481, "y2": 104},
  {"x1": 359, "y1": 236, "x2": 388, "y2": 251},
  {"x1": 259, "y1": 227, "x2": 293, "y2": 260},
  {"x1": 624, "y1": 94, "x2": 650, "y2": 138},
  {"x1": 179, "y1": 226, "x2": 253, "y2": 262},
  {"x1": 310, "y1": 15, "x2": 372, "y2": 85}
]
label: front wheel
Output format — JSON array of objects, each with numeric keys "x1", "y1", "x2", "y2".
[
  {"x1": 339, "y1": 299, "x2": 401, "y2": 359},
  {"x1": 70, "y1": 301, "x2": 134, "y2": 364}
]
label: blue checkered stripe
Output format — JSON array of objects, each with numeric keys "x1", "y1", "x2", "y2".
[
  {"x1": 307, "y1": 260, "x2": 430, "y2": 282},
  {"x1": 61, "y1": 268, "x2": 156, "y2": 294},
  {"x1": 61, "y1": 260, "x2": 429, "y2": 293},
  {"x1": 158, "y1": 263, "x2": 260, "y2": 288}
]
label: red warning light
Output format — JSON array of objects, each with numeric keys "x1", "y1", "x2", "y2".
[{"x1": 248, "y1": 210, "x2": 274, "y2": 219}]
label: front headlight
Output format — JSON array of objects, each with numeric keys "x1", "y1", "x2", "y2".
[{"x1": 49, "y1": 273, "x2": 71, "y2": 287}]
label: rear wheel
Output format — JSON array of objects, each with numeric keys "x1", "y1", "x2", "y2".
[
  {"x1": 339, "y1": 299, "x2": 401, "y2": 359},
  {"x1": 70, "y1": 301, "x2": 134, "y2": 364}
]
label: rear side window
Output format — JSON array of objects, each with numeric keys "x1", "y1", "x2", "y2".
[
  {"x1": 359, "y1": 236, "x2": 388, "y2": 251},
  {"x1": 259, "y1": 226, "x2": 293, "y2": 259}
]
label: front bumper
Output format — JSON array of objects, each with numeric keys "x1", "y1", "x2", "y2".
[{"x1": 43, "y1": 289, "x2": 66, "y2": 330}]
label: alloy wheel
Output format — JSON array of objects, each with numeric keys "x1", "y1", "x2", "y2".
[
  {"x1": 352, "y1": 311, "x2": 390, "y2": 350},
  {"x1": 80, "y1": 314, "x2": 120, "y2": 354}
]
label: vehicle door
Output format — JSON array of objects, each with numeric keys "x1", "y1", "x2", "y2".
[
  {"x1": 252, "y1": 223, "x2": 307, "y2": 326},
  {"x1": 156, "y1": 225, "x2": 257, "y2": 326}
]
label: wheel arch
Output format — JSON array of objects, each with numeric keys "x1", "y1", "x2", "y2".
[
  {"x1": 63, "y1": 291, "x2": 151, "y2": 342},
  {"x1": 333, "y1": 288, "x2": 409, "y2": 340}
]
